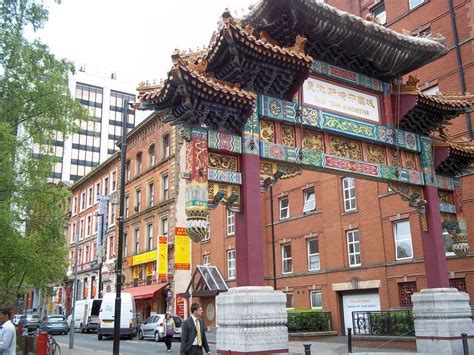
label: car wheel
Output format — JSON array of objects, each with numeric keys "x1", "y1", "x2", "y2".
[
  {"x1": 98, "y1": 333, "x2": 103, "y2": 340},
  {"x1": 138, "y1": 330, "x2": 144, "y2": 340},
  {"x1": 154, "y1": 331, "x2": 160, "y2": 342}
]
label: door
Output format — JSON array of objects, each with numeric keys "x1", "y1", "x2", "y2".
[{"x1": 341, "y1": 292, "x2": 381, "y2": 335}]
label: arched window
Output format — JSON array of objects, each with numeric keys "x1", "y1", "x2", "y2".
[
  {"x1": 162, "y1": 133, "x2": 170, "y2": 159},
  {"x1": 148, "y1": 144, "x2": 156, "y2": 167},
  {"x1": 136, "y1": 152, "x2": 142, "y2": 175}
]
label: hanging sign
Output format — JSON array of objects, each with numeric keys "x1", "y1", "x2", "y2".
[
  {"x1": 175, "y1": 227, "x2": 191, "y2": 270},
  {"x1": 158, "y1": 236, "x2": 168, "y2": 280}
]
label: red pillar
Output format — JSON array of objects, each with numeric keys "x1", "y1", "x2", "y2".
[
  {"x1": 421, "y1": 185, "x2": 450, "y2": 288},
  {"x1": 235, "y1": 153, "x2": 264, "y2": 286}
]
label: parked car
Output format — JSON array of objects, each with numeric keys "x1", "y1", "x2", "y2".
[
  {"x1": 39, "y1": 314, "x2": 69, "y2": 335},
  {"x1": 138, "y1": 314, "x2": 182, "y2": 342},
  {"x1": 12, "y1": 314, "x2": 24, "y2": 326},
  {"x1": 24, "y1": 314, "x2": 41, "y2": 330}
]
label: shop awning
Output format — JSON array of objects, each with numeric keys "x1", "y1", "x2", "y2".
[{"x1": 122, "y1": 283, "x2": 168, "y2": 300}]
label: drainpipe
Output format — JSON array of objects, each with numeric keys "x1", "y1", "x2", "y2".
[{"x1": 448, "y1": 0, "x2": 472, "y2": 140}]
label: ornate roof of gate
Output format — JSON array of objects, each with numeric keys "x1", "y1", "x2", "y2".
[
  {"x1": 435, "y1": 136, "x2": 474, "y2": 177},
  {"x1": 244, "y1": 0, "x2": 448, "y2": 81}
]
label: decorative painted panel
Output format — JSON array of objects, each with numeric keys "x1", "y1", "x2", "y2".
[
  {"x1": 208, "y1": 153, "x2": 238, "y2": 171},
  {"x1": 260, "y1": 141, "x2": 301, "y2": 164},
  {"x1": 321, "y1": 112, "x2": 377, "y2": 139},
  {"x1": 405, "y1": 152, "x2": 417, "y2": 170},
  {"x1": 259, "y1": 162, "x2": 302, "y2": 179},
  {"x1": 367, "y1": 144, "x2": 386, "y2": 164},
  {"x1": 438, "y1": 190, "x2": 452, "y2": 204},
  {"x1": 208, "y1": 168, "x2": 242, "y2": 185},
  {"x1": 208, "y1": 183, "x2": 240, "y2": 206},
  {"x1": 324, "y1": 155, "x2": 379, "y2": 177},
  {"x1": 281, "y1": 125, "x2": 296, "y2": 147},
  {"x1": 313, "y1": 60, "x2": 383, "y2": 92},
  {"x1": 243, "y1": 110, "x2": 259, "y2": 155},
  {"x1": 259, "y1": 120, "x2": 275, "y2": 142},
  {"x1": 301, "y1": 106, "x2": 321, "y2": 127},
  {"x1": 329, "y1": 136, "x2": 363, "y2": 161},
  {"x1": 302, "y1": 130, "x2": 323, "y2": 151},
  {"x1": 388, "y1": 148, "x2": 401, "y2": 167},
  {"x1": 208, "y1": 130, "x2": 242, "y2": 154},
  {"x1": 259, "y1": 95, "x2": 298, "y2": 123},
  {"x1": 439, "y1": 203, "x2": 456, "y2": 214}
]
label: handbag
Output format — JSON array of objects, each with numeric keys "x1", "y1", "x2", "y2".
[{"x1": 166, "y1": 325, "x2": 174, "y2": 336}]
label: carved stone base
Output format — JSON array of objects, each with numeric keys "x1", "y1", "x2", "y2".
[
  {"x1": 216, "y1": 286, "x2": 288, "y2": 354},
  {"x1": 412, "y1": 288, "x2": 474, "y2": 354}
]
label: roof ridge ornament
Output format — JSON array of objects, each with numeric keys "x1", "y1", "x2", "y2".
[
  {"x1": 283, "y1": 34, "x2": 308, "y2": 57},
  {"x1": 396, "y1": 75, "x2": 419, "y2": 94},
  {"x1": 259, "y1": 30, "x2": 278, "y2": 46}
]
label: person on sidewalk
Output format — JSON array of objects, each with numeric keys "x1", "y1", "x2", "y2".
[
  {"x1": 180, "y1": 303, "x2": 210, "y2": 355},
  {"x1": 0, "y1": 307, "x2": 16, "y2": 355},
  {"x1": 163, "y1": 313, "x2": 176, "y2": 352}
]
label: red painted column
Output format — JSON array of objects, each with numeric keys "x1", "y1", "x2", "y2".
[
  {"x1": 235, "y1": 152, "x2": 264, "y2": 286},
  {"x1": 421, "y1": 185, "x2": 450, "y2": 288}
]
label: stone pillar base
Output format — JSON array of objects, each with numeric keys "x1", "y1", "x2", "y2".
[
  {"x1": 216, "y1": 286, "x2": 288, "y2": 354},
  {"x1": 412, "y1": 288, "x2": 474, "y2": 354}
]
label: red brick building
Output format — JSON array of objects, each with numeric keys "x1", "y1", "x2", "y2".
[{"x1": 191, "y1": 0, "x2": 474, "y2": 333}]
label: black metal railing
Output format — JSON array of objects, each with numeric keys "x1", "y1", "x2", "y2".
[{"x1": 352, "y1": 311, "x2": 414, "y2": 336}]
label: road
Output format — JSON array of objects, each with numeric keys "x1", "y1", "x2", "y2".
[{"x1": 55, "y1": 332, "x2": 217, "y2": 354}]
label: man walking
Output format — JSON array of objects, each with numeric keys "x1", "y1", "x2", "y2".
[
  {"x1": 0, "y1": 307, "x2": 16, "y2": 355},
  {"x1": 180, "y1": 303, "x2": 210, "y2": 355}
]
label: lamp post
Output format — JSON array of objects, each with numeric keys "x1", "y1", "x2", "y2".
[
  {"x1": 96, "y1": 212, "x2": 105, "y2": 298},
  {"x1": 69, "y1": 221, "x2": 79, "y2": 349},
  {"x1": 263, "y1": 170, "x2": 283, "y2": 290},
  {"x1": 113, "y1": 99, "x2": 129, "y2": 355}
]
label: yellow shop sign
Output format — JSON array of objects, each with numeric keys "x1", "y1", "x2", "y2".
[{"x1": 132, "y1": 250, "x2": 157, "y2": 266}]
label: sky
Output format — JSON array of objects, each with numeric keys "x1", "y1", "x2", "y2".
[{"x1": 35, "y1": 0, "x2": 256, "y2": 87}]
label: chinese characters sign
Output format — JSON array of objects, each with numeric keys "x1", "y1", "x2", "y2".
[
  {"x1": 175, "y1": 227, "x2": 191, "y2": 270},
  {"x1": 303, "y1": 77, "x2": 380, "y2": 122},
  {"x1": 158, "y1": 236, "x2": 168, "y2": 280}
]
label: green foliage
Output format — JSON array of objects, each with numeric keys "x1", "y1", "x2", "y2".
[
  {"x1": 287, "y1": 310, "x2": 332, "y2": 332},
  {"x1": 0, "y1": 0, "x2": 88, "y2": 306},
  {"x1": 368, "y1": 311, "x2": 414, "y2": 336}
]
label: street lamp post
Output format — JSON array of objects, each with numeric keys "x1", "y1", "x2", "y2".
[
  {"x1": 112, "y1": 99, "x2": 129, "y2": 355},
  {"x1": 69, "y1": 221, "x2": 79, "y2": 349},
  {"x1": 96, "y1": 212, "x2": 105, "y2": 298}
]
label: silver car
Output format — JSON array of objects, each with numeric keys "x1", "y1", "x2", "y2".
[{"x1": 138, "y1": 314, "x2": 182, "y2": 342}]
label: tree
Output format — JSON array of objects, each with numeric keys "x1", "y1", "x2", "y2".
[{"x1": 0, "y1": 0, "x2": 88, "y2": 306}]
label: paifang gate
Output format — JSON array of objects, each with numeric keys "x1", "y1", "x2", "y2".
[{"x1": 134, "y1": 2, "x2": 473, "y2": 293}]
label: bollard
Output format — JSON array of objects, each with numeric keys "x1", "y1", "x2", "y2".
[
  {"x1": 303, "y1": 343, "x2": 312, "y2": 354},
  {"x1": 461, "y1": 333, "x2": 469, "y2": 355},
  {"x1": 36, "y1": 331, "x2": 48, "y2": 355},
  {"x1": 347, "y1": 328, "x2": 352, "y2": 353}
]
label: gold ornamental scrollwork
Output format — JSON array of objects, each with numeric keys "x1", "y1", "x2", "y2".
[
  {"x1": 302, "y1": 130, "x2": 323, "y2": 151},
  {"x1": 281, "y1": 125, "x2": 296, "y2": 147},
  {"x1": 405, "y1": 152, "x2": 417, "y2": 170},
  {"x1": 367, "y1": 144, "x2": 386, "y2": 164},
  {"x1": 208, "y1": 153, "x2": 238, "y2": 171},
  {"x1": 260, "y1": 120, "x2": 275, "y2": 142},
  {"x1": 329, "y1": 136, "x2": 363, "y2": 160},
  {"x1": 389, "y1": 149, "x2": 401, "y2": 167}
]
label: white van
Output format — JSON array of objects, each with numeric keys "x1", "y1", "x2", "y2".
[
  {"x1": 97, "y1": 292, "x2": 138, "y2": 340},
  {"x1": 70, "y1": 299, "x2": 102, "y2": 333}
]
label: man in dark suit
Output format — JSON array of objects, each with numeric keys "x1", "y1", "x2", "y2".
[{"x1": 180, "y1": 303, "x2": 210, "y2": 355}]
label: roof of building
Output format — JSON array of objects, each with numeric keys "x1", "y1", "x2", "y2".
[{"x1": 244, "y1": 0, "x2": 448, "y2": 80}]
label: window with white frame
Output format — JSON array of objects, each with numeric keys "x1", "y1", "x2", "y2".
[
  {"x1": 310, "y1": 290, "x2": 322, "y2": 309},
  {"x1": 279, "y1": 196, "x2": 289, "y2": 220},
  {"x1": 148, "y1": 182, "x2": 155, "y2": 208},
  {"x1": 72, "y1": 196, "x2": 78, "y2": 215},
  {"x1": 148, "y1": 144, "x2": 156, "y2": 167},
  {"x1": 307, "y1": 238, "x2": 320, "y2": 271},
  {"x1": 162, "y1": 175, "x2": 169, "y2": 200},
  {"x1": 108, "y1": 234, "x2": 114, "y2": 259},
  {"x1": 103, "y1": 177, "x2": 109, "y2": 195},
  {"x1": 409, "y1": 0, "x2": 424, "y2": 10},
  {"x1": 70, "y1": 223, "x2": 76, "y2": 243},
  {"x1": 227, "y1": 210, "x2": 235, "y2": 236},
  {"x1": 134, "y1": 228, "x2": 140, "y2": 254},
  {"x1": 342, "y1": 177, "x2": 356, "y2": 212},
  {"x1": 135, "y1": 189, "x2": 141, "y2": 213},
  {"x1": 88, "y1": 187, "x2": 93, "y2": 207},
  {"x1": 423, "y1": 85, "x2": 440, "y2": 95},
  {"x1": 125, "y1": 160, "x2": 130, "y2": 182},
  {"x1": 203, "y1": 254, "x2": 211, "y2": 266},
  {"x1": 394, "y1": 220, "x2": 413, "y2": 260},
  {"x1": 79, "y1": 218, "x2": 84, "y2": 239},
  {"x1": 202, "y1": 217, "x2": 210, "y2": 241},
  {"x1": 112, "y1": 171, "x2": 117, "y2": 191},
  {"x1": 347, "y1": 229, "x2": 361, "y2": 266},
  {"x1": 371, "y1": 2, "x2": 386, "y2": 25},
  {"x1": 86, "y1": 215, "x2": 92, "y2": 236},
  {"x1": 285, "y1": 293, "x2": 294, "y2": 309},
  {"x1": 80, "y1": 192, "x2": 86, "y2": 211},
  {"x1": 282, "y1": 244, "x2": 293, "y2": 273},
  {"x1": 109, "y1": 203, "x2": 115, "y2": 226},
  {"x1": 303, "y1": 188, "x2": 316, "y2": 213},
  {"x1": 95, "y1": 182, "x2": 101, "y2": 202},
  {"x1": 136, "y1": 152, "x2": 143, "y2": 175},
  {"x1": 227, "y1": 249, "x2": 236, "y2": 279},
  {"x1": 93, "y1": 214, "x2": 98, "y2": 233},
  {"x1": 163, "y1": 133, "x2": 170, "y2": 159},
  {"x1": 125, "y1": 195, "x2": 129, "y2": 218},
  {"x1": 123, "y1": 233, "x2": 128, "y2": 257},
  {"x1": 161, "y1": 217, "x2": 168, "y2": 236},
  {"x1": 147, "y1": 224, "x2": 153, "y2": 251}
]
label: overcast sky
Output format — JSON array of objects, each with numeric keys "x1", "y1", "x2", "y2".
[{"x1": 35, "y1": 0, "x2": 256, "y2": 87}]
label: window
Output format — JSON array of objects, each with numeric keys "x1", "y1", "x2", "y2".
[
  {"x1": 449, "y1": 278, "x2": 467, "y2": 292},
  {"x1": 443, "y1": 227, "x2": 454, "y2": 255},
  {"x1": 85, "y1": 245, "x2": 90, "y2": 262},
  {"x1": 202, "y1": 217, "x2": 210, "y2": 241},
  {"x1": 279, "y1": 196, "x2": 289, "y2": 220},
  {"x1": 307, "y1": 238, "x2": 320, "y2": 271},
  {"x1": 162, "y1": 175, "x2": 169, "y2": 200},
  {"x1": 79, "y1": 218, "x2": 84, "y2": 239},
  {"x1": 134, "y1": 228, "x2": 140, "y2": 254},
  {"x1": 112, "y1": 171, "x2": 117, "y2": 191},
  {"x1": 135, "y1": 189, "x2": 141, "y2": 213},
  {"x1": 148, "y1": 182, "x2": 155, "y2": 208},
  {"x1": 147, "y1": 224, "x2": 153, "y2": 251},
  {"x1": 423, "y1": 85, "x2": 440, "y2": 95},
  {"x1": 125, "y1": 160, "x2": 131, "y2": 182},
  {"x1": 226, "y1": 210, "x2": 235, "y2": 236},
  {"x1": 394, "y1": 220, "x2": 413, "y2": 260},
  {"x1": 161, "y1": 217, "x2": 168, "y2": 236},
  {"x1": 136, "y1": 152, "x2": 142, "y2": 175},
  {"x1": 125, "y1": 196, "x2": 129, "y2": 218},
  {"x1": 227, "y1": 250, "x2": 236, "y2": 280},
  {"x1": 399, "y1": 282, "x2": 417, "y2": 307},
  {"x1": 70, "y1": 223, "x2": 76, "y2": 243},
  {"x1": 108, "y1": 235, "x2": 114, "y2": 259},
  {"x1": 310, "y1": 290, "x2": 322, "y2": 309},
  {"x1": 282, "y1": 244, "x2": 292, "y2": 274},
  {"x1": 72, "y1": 196, "x2": 78, "y2": 215},
  {"x1": 109, "y1": 204, "x2": 115, "y2": 226},
  {"x1": 80, "y1": 192, "x2": 86, "y2": 211},
  {"x1": 148, "y1": 144, "x2": 156, "y2": 167},
  {"x1": 303, "y1": 188, "x2": 316, "y2": 213},
  {"x1": 285, "y1": 293, "x2": 294, "y2": 309},
  {"x1": 409, "y1": 0, "x2": 424, "y2": 10},
  {"x1": 95, "y1": 182, "x2": 101, "y2": 200},
  {"x1": 342, "y1": 177, "x2": 356, "y2": 212},
  {"x1": 93, "y1": 214, "x2": 98, "y2": 233},
  {"x1": 371, "y1": 3, "x2": 386, "y2": 25},
  {"x1": 104, "y1": 177, "x2": 109, "y2": 195},
  {"x1": 203, "y1": 255, "x2": 211, "y2": 266},
  {"x1": 88, "y1": 187, "x2": 93, "y2": 206},
  {"x1": 162, "y1": 133, "x2": 170, "y2": 159},
  {"x1": 86, "y1": 215, "x2": 92, "y2": 236},
  {"x1": 123, "y1": 233, "x2": 128, "y2": 257},
  {"x1": 347, "y1": 229, "x2": 361, "y2": 267}
]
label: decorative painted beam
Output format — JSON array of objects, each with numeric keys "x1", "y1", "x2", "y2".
[
  {"x1": 208, "y1": 168, "x2": 242, "y2": 185},
  {"x1": 439, "y1": 203, "x2": 456, "y2": 214},
  {"x1": 208, "y1": 130, "x2": 242, "y2": 154}
]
